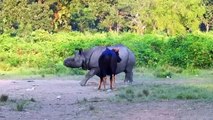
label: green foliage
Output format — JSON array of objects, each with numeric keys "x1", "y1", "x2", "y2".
[
  {"x1": 16, "y1": 101, "x2": 25, "y2": 111},
  {"x1": 0, "y1": 0, "x2": 53, "y2": 36},
  {"x1": 153, "y1": 67, "x2": 172, "y2": 78},
  {"x1": 0, "y1": 0, "x2": 210, "y2": 35},
  {"x1": 0, "y1": 32, "x2": 213, "y2": 75},
  {"x1": 166, "y1": 33, "x2": 213, "y2": 68},
  {"x1": 15, "y1": 99, "x2": 32, "y2": 111},
  {"x1": 203, "y1": 0, "x2": 213, "y2": 31},
  {"x1": 13, "y1": 98, "x2": 35, "y2": 111}
]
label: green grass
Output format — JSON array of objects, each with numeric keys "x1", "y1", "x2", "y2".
[
  {"x1": 16, "y1": 101, "x2": 26, "y2": 111},
  {"x1": 0, "y1": 67, "x2": 85, "y2": 78},
  {"x1": 114, "y1": 83, "x2": 213, "y2": 102},
  {"x1": 13, "y1": 99, "x2": 35, "y2": 111},
  {"x1": 113, "y1": 67, "x2": 213, "y2": 102}
]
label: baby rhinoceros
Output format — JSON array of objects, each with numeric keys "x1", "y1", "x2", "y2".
[{"x1": 98, "y1": 48, "x2": 121, "y2": 90}]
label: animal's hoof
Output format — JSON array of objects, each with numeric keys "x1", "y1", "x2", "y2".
[
  {"x1": 80, "y1": 81, "x2": 86, "y2": 86},
  {"x1": 124, "y1": 80, "x2": 132, "y2": 84},
  {"x1": 128, "y1": 81, "x2": 133, "y2": 84}
]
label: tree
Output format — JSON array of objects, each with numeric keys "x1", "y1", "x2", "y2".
[
  {"x1": 0, "y1": 0, "x2": 52, "y2": 35},
  {"x1": 134, "y1": 0, "x2": 205, "y2": 35},
  {"x1": 0, "y1": 0, "x2": 208, "y2": 34},
  {"x1": 203, "y1": 0, "x2": 213, "y2": 32},
  {"x1": 69, "y1": 0, "x2": 97, "y2": 32},
  {"x1": 48, "y1": 0, "x2": 72, "y2": 31}
]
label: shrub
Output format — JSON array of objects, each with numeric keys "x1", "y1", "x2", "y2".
[
  {"x1": 166, "y1": 34, "x2": 213, "y2": 68},
  {"x1": 153, "y1": 66, "x2": 172, "y2": 78},
  {"x1": 0, "y1": 31, "x2": 213, "y2": 75},
  {"x1": 16, "y1": 101, "x2": 26, "y2": 111}
]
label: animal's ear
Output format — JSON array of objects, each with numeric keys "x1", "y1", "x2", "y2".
[
  {"x1": 116, "y1": 48, "x2": 119, "y2": 52},
  {"x1": 75, "y1": 48, "x2": 83, "y2": 55},
  {"x1": 79, "y1": 48, "x2": 83, "y2": 55}
]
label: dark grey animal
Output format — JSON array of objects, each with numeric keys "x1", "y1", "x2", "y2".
[
  {"x1": 64, "y1": 44, "x2": 136, "y2": 86},
  {"x1": 98, "y1": 48, "x2": 121, "y2": 90}
]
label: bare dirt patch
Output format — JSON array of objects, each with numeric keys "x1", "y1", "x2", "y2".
[{"x1": 0, "y1": 75, "x2": 212, "y2": 120}]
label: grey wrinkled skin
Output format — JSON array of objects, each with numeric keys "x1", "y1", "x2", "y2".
[{"x1": 64, "y1": 44, "x2": 136, "y2": 86}]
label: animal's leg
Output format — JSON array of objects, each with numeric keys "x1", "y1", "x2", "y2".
[
  {"x1": 80, "y1": 68, "x2": 99, "y2": 86},
  {"x1": 124, "y1": 71, "x2": 133, "y2": 83},
  {"x1": 103, "y1": 77, "x2": 107, "y2": 90},
  {"x1": 110, "y1": 75, "x2": 113, "y2": 89},
  {"x1": 98, "y1": 78, "x2": 102, "y2": 90},
  {"x1": 110, "y1": 74, "x2": 115, "y2": 89},
  {"x1": 124, "y1": 56, "x2": 135, "y2": 83},
  {"x1": 112, "y1": 74, "x2": 115, "y2": 89}
]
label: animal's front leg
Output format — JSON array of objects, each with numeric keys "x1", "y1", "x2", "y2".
[{"x1": 80, "y1": 68, "x2": 99, "y2": 86}]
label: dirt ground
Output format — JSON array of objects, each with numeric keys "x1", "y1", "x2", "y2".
[{"x1": 0, "y1": 74, "x2": 212, "y2": 120}]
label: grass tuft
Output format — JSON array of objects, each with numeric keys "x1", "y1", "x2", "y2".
[
  {"x1": 143, "y1": 90, "x2": 149, "y2": 96},
  {"x1": 30, "y1": 98, "x2": 36, "y2": 102},
  {"x1": 0, "y1": 94, "x2": 9, "y2": 102},
  {"x1": 16, "y1": 101, "x2": 27, "y2": 111},
  {"x1": 89, "y1": 105, "x2": 95, "y2": 111}
]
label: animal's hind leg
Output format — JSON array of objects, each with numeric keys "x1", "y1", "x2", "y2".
[
  {"x1": 124, "y1": 60, "x2": 135, "y2": 83},
  {"x1": 112, "y1": 74, "x2": 115, "y2": 89},
  {"x1": 124, "y1": 71, "x2": 133, "y2": 83},
  {"x1": 98, "y1": 78, "x2": 102, "y2": 90},
  {"x1": 103, "y1": 76, "x2": 107, "y2": 90},
  {"x1": 110, "y1": 76, "x2": 113, "y2": 89}
]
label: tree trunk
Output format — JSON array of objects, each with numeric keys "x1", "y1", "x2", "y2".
[
  {"x1": 51, "y1": 11, "x2": 59, "y2": 27},
  {"x1": 206, "y1": 23, "x2": 210, "y2": 32},
  {"x1": 109, "y1": 26, "x2": 112, "y2": 32}
]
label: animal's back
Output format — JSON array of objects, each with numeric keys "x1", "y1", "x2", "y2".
[
  {"x1": 88, "y1": 44, "x2": 135, "y2": 75},
  {"x1": 98, "y1": 48, "x2": 118, "y2": 76},
  {"x1": 98, "y1": 49, "x2": 114, "y2": 76}
]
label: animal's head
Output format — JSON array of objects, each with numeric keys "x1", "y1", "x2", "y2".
[
  {"x1": 64, "y1": 48, "x2": 85, "y2": 68},
  {"x1": 112, "y1": 48, "x2": 122, "y2": 63}
]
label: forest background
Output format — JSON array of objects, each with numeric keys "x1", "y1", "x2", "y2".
[{"x1": 0, "y1": 0, "x2": 213, "y2": 75}]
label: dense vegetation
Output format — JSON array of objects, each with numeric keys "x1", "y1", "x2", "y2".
[
  {"x1": 0, "y1": 0, "x2": 212, "y2": 35},
  {"x1": 0, "y1": 0, "x2": 213, "y2": 75},
  {"x1": 0, "y1": 31, "x2": 213, "y2": 75}
]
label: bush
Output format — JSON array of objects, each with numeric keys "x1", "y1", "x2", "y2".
[
  {"x1": 154, "y1": 68, "x2": 172, "y2": 78},
  {"x1": 0, "y1": 31, "x2": 213, "y2": 75},
  {"x1": 166, "y1": 34, "x2": 213, "y2": 68}
]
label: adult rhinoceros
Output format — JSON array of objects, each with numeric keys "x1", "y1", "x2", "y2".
[{"x1": 64, "y1": 44, "x2": 136, "y2": 86}]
